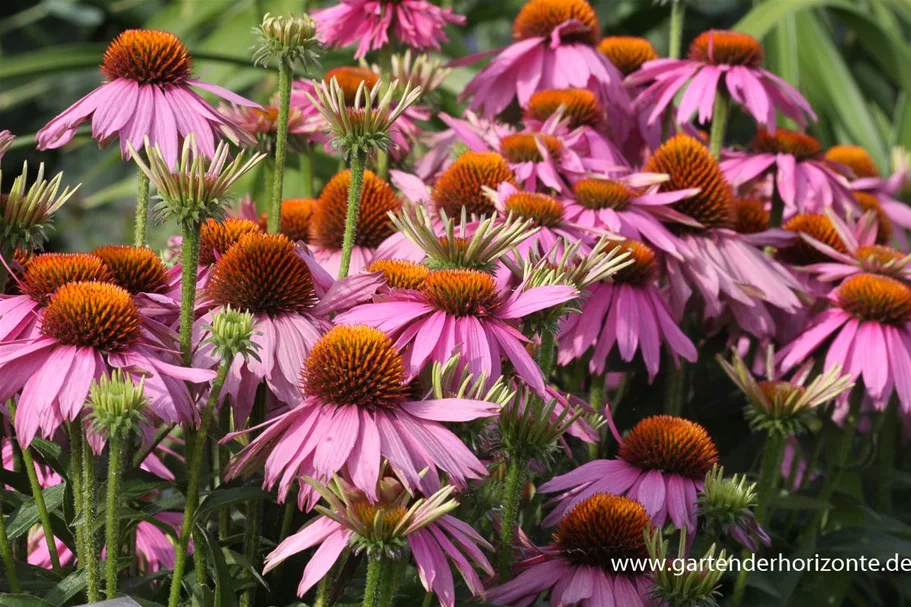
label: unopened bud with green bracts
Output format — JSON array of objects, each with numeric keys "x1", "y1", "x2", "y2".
[
  {"x1": 1, "y1": 161, "x2": 79, "y2": 251},
  {"x1": 698, "y1": 465, "x2": 770, "y2": 552},
  {"x1": 253, "y1": 13, "x2": 322, "y2": 71},
  {"x1": 88, "y1": 371, "x2": 147, "y2": 438},
  {"x1": 205, "y1": 306, "x2": 260, "y2": 362},
  {"x1": 647, "y1": 526, "x2": 727, "y2": 607}
]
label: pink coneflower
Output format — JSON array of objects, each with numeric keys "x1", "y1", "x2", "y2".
[
  {"x1": 224, "y1": 325, "x2": 499, "y2": 507},
  {"x1": 563, "y1": 175, "x2": 701, "y2": 259},
  {"x1": 721, "y1": 129, "x2": 855, "y2": 215},
  {"x1": 440, "y1": 111, "x2": 606, "y2": 194},
  {"x1": 264, "y1": 479, "x2": 491, "y2": 607},
  {"x1": 290, "y1": 67, "x2": 425, "y2": 159},
  {"x1": 524, "y1": 89, "x2": 626, "y2": 166},
  {"x1": 415, "y1": 111, "x2": 513, "y2": 181},
  {"x1": 778, "y1": 273, "x2": 911, "y2": 412},
  {"x1": 645, "y1": 135, "x2": 804, "y2": 336},
  {"x1": 219, "y1": 96, "x2": 321, "y2": 154},
  {"x1": 461, "y1": 0, "x2": 624, "y2": 118},
  {"x1": 37, "y1": 30, "x2": 256, "y2": 166},
  {"x1": 427, "y1": 151, "x2": 517, "y2": 219},
  {"x1": 0, "y1": 253, "x2": 113, "y2": 341},
  {"x1": 194, "y1": 233, "x2": 381, "y2": 415},
  {"x1": 313, "y1": 0, "x2": 464, "y2": 59},
  {"x1": 336, "y1": 268, "x2": 578, "y2": 394},
  {"x1": 487, "y1": 493, "x2": 657, "y2": 607},
  {"x1": 91, "y1": 245, "x2": 178, "y2": 324},
  {"x1": 628, "y1": 30, "x2": 815, "y2": 132},
  {"x1": 795, "y1": 210, "x2": 911, "y2": 283},
  {"x1": 0, "y1": 282, "x2": 214, "y2": 447},
  {"x1": 540, "y1": 415, "x2": 719, "y2": 531},
  {"x1": 826, "y1": 145, "x2": 911, "y2": 246},
  {"x1": 488, "y1": 183, "x2": 588, "y2": 255},
  {"x1": 308, "y1": 169, "x2": 414, "y2": 276},
  {"x1": 558, "y1": 239, "x2": 697, "y2": 380}
]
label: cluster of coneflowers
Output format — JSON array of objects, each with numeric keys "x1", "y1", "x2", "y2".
[{"x1": 1, "y1": 0, "x2": 909, "y2": 606}]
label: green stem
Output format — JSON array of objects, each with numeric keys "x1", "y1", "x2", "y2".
[
  {"x1": 0, "y1": 490, "x2": 20, "y2": 593},
  {"x1": 134, "y1": 169, "x2": 150, "y2": 247},
  {"x1": 301, "y1": 146, "x2": 315, "y2": 199},
  {"x1": 377, "y1": 559, "x2": 405, "y2": 607},
  {"x1": 83, "y1": 433, "x2": 100, "y2": 603},
  {"x1": 537, "y1": 330, "x2": 556, "y2": 381},
  {"x1": 314, "y1": 575, "x2": 334, "y2": 607},
  {"x1": 0, "y1": 243, "x2": 13, "y2": 293},
  {"x1": 10, "y1": 403, "x2": 62, "y2": 574},
  {"x1": 239, "y1": 499, "x2": 262, "y2": 607},
  {"x1": 769, "y1": 180, "x2": 785, "y2": 228},
  {"x1": 338, "y1": 150, "x2": 367, "y2": 278},
  {"x1": 179, "y1": 221, "x2": 202, "y2": 366},
  {"x1": 664, "y1": 364, "x2": 686, "y2": 416},
  {"x1": 708, "y1": 92, "x2": 730, "y2": 160},
  {"x1": 104, "y1": 434, "x2": 123, "y2": 597},
  {"x1": 668, "y1": 0, "x2": 686, "y2": 60},
  {"x1": 362, "y1": 555, "x2": 386, "y2": 607},
  {"x1": 731, "y1": 431, "x2": 788, "y2": 606},
  {"x1": 375, "y1": 46, "x2": 394, "y2": 180},
  {"x1": 497, "y1": 456, "x2": 528, "y2": 582},
  {"x1": 167, "y1": 361, "x2": 230, "y2": 607},
  {"x1": 268, "y1": 57, "x2": 293, "y2": 234},
  {"x1": 421, "y1": 591, "x2": 433, "y2": 607},
  {"x1": 69, "y1": 421, "x2": 86, "y2": 571},
  {"x1": 588, "y1": 374, "x2": 605, "y2": 461}
]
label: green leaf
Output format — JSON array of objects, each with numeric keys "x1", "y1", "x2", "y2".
[
  {"x1": 735, "y1": 0, "x2": 850, "y2": 38},
  {"x1": 28, "y1": 439, "x2": 70, "y2": 481},
  {"x1": 195, "y1": 524, "x2": 238, "y2": 607},
  {"x1": 195, "y1": 486, "x2": 270, "y2": 522},
  {"x1": 0, "y1": 594, "x2": 55, "y2": 607},
  {"x1": 0, "y1": 44, "x2": 107, "y2": 80},
  {"x1": 42, "y1": 569, "x2": 86, "y2": 607},
  {"x1": 222, "y1": 548, "x2": 269, "y2": 592},
  {"x1": 6, "y1": 484, "x2": 67, "y2": 540}
]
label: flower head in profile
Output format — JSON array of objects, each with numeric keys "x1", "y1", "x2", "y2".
[
  {"x1": 1, "y1": 162, "x2": 79, "y2": 251},
  {"x1": 628, "y1": 29, "x2": 816, "y2": 132},
  {"x1": 130, "y1": 135, "x2": 266, "y2": 226},
  {"x1": 599, "y1": 36, "x2": 659, "y2": 77},
  {"x1": 721, "y1": 129, "x2": 855, "y2": 215},
  {"x1": 0, "y1": 253, "x2": 113, "y2": 341},
  {"x1": 487, "y1": 183, "x2": 588, "y2": 256},
  {"x1": 487, "y1": 493, "x2": 657, "y2": 607},
  {"x1": 778, "y1": 272, "x2": 911, "y2": 413},
  {"x1": 264, "y1": 478, "x2": 491, "y2": 607},
  {"x1": 337, "y1": 268, "x2": 578, "y2": 394},
  {"x1": 195, "y1": 232, "x2": 382, "y2": 416},
  {"x1": 428, "y1": 150, "x2": 517, "y2": 219},
  {"x1": 312, "y1": 0, "x2": 464, "y2": 59},
  {"x1": 224, "y1": 325, "x2": 499, "y2": 508},
  {"x1": 387, "y1": 51, "x2": 451, "y2": 98},
  {"x1": 37, "y1": 29, "x2": 257, "y2": 166},
  {"x1": 541, "y1": 415, "x2": 719, "y2": 532},
  {"x1": 219, "y1": 98, "x2": 319, "y2": 155},
  {"x1": 0, "y1": 130, "x2": 14, "y2": 164},
  {"x1": 558, "y1": 238, "x2": 697, "y2": 380},
  {"x1": 0, "y1": 281, "x2": 214, "y2": 446},
  {"x1": 646, "y1": 134, "x2": 804, "y2": 337},
  {"x1": 462, "y1": 0, "x2": 624, "y2": 118},
  {"x1": 647, "y1": 525, "x2": 726, "y2": 607},
  {"x1": 306, "y1": 76, "x2": 421, "y2": 157},
  {"x1": 252, "y1": 13, "x2": 322, "y2": 71},
  {"x1": 308, "y1": 169, "x2": 411, "y2": 275},
  {"x1": 720, "y1": 347, "x2": 853, "y2": 437}
]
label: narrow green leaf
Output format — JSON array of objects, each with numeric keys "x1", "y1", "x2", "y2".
[
  {"x1": 195, "y1": 486, "x2": 270, "y2": 522},
  {"x1": 42, "y1": 569, "x2": 86, "y2": 607},
  {"x1": 6, "y1": 484, "x2": 66, "y2": 540},
  {"x1": 195, "y1": 524, "x2": 238, "y2": 607},
  {"x1": 0, "y1": 594, "x2": 55, "y2": 607}
]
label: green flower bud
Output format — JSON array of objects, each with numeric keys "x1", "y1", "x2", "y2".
[
  {"x1": 89, "y1": 371, "x2": 146, "y2": 438},
  {"x1": 206, "y1": 306, "x2": 260, "y2": 362},
  {"x1": 253, "y1": 13, "x2": 322, "y2": 71}
]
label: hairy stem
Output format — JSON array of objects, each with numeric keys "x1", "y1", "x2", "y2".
[
  {"x1": 301, "y1": 146, "x2": 315, "y2": 199},
  {"x1": 83, "y1": 433, "x2": 100, "y2": 602},
  {"x1": 0, "y1": 489, "x2": 20, "y2": 592},
  {"x1": 167, "y1": 361, "x2": 230, "y2": 607},
  {"x1": 362, "y1": 554, "x2": 386, "y2": 607},
  {"x1": 497, "y1": 456, "x2": 528, "y2": 582},
  {"x1": 104, "y1": 434, "x2": 124, "y2": 597},
  {"x1": 134, "y1": 169, "x2": 150, "y2": 247},
  {"x1": 179, "y1": 221, "x2": 201, "y2": 366},
  {"x1": 537, "y1": 330, "x2": 556, "y2": 381},
  {"x1": 338, "y1": 150, "x2": 367, "y2": 278},
  {"x1": 268, "y1": 57, "x2": 293, "y2": 234}
]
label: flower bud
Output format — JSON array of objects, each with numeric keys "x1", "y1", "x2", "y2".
[
  {"x1": 89, "y1": 371, "x2": 147, "y2": 438},
  {"x1": 206, "y1": 306, "x2": 259, "y2": 362},
  {"x1": 0, "y1": 161, "x2": 78, "y2": 250},
  {"x1": 698, "y1": 465, "x2": 771, "y2": 552},
  {"x1": 647, "y1": 526, "x2": 727, "y2": 607},
  {"x1": 253, "y1": 13, "x2": 322, "y2": 71}
]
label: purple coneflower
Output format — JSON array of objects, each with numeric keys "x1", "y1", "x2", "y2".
[
  {"x1": 37, "y1": 30, "x2": 256, "y2": 166},
  {"x1": 313, "y1": 0, "x2": 464, "y2": 59},
  {"x1": 721, "y1": 129, "x2": 855, "y2": 215},
  {"x1": 487, "y1": 493, "x2": 657, "y2": 607},
  {"x1": 461, "y1": 0, "x2": 624, "y2": 118},
  {"x1": 540, "y1": 415, "x2": 718, "y2": 531},
  {"x1": 0, "y1": 282, "x2": 214, "y2": 446},
  {"x1": 194, "y1": 232, "x2": 382, "y2": 416},
  {"x1": 488, "y1": 183, "x2": 588, "y2": 255},
  {"x1": 224, "y1": 325, "x2": 499, "y2": 508},
  {"x1": 336, "y1": 268, "x2": 578, "y2": 394},
  {"x1": 562, "y1": 174, "x2": 700, "y2": 259},
  {"x1": 558, "y1": 239, "x2": 697, "y2": 380},
  {"x1": 778, "y1": 273, "x2": 911, "y2": 412},
  {"x1": 628, "y1": 30, "x2": 815, "y2": 132}
]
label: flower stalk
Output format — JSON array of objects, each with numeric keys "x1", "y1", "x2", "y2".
[
  {"x1": 179, "y1": 221, "x2": 201, "y2": 365},
  {"x1": 339, "y1": 149, "x2": 366, "y2": 278},
  {"x1": 669, "y1": 0, "x2": 686, "y2": 60},
  {"x1": 268, "y1": 57, "x2": 293, "y2": 233},
  {"x1": 9, "y1": 403, "x2": 62, "y2": 574},
  {"x1": 709, "y1": 92, "x2": 730, "y2": 159},
  {"x1": 497, "y1": 455, "x2": 528, "y2": 582},
  {"x1": 103, "y1": 434, "x2": 124, "y2": 596},
  {"x1": 134, "y1": 169, "x2": 150, "y2": 246},
  {"x1": 0, "y1": 493, "x2": 19, "y2": 593},
  {"x1": 83, "y1": 430, "x2": 100, "y2": 603}
]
